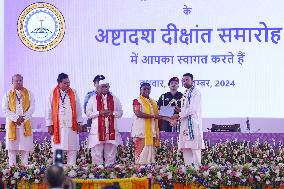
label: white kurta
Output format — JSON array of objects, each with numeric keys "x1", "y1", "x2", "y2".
[
  {"x1": 86, "y1": 94, "x2": 123, "y2": 148},
  {"x1": 2, "y1": 89, "x2": 35, "y2": 151},
  {"x1": 178, "y1": 87, "x2": 205, "y2": 150},
  {"x1": 45, "y1": 88, "x2": 83, "y2": 151}
]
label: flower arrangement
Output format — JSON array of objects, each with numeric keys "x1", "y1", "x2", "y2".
[{"x1": 0, "y1": 137, "x2": 283, "y2": 188}]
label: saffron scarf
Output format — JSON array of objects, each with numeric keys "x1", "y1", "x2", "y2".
[
  {"x1": 7, "y1": 88, "x2": 31, "y2": 140},
  {"x1": 139, "y1": 95, "x2": 160, "y2": 146},
  {"x1": 96, "y1": 93, "x2": 115, "y2": 141},
  {"x1": 52, "y1": 86, "x2": 77, "y2": 144}
]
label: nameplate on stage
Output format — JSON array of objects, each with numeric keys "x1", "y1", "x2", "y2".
[{"x1": 159, "y1": 106, "x2": 175, "y2": 117}]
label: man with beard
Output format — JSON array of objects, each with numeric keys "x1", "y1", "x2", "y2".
[
  {"x1": 172, "y1": 73, "x2": 204, "y2": 166},
  {"x1": 157, "y1": 77, "x2": 182, "y2": 132}
]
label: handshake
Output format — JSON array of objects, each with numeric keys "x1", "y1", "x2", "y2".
[
  {"x1": 168, "y1": 114, "x2": 179, "y2": 127},
  {"x1": 162, "y1": 106, "x2": 181, "y2": 127}
]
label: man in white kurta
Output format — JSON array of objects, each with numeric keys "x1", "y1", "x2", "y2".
[
  {"x1": 176, "y1": 73, "x2": 204, "y2": 166},
  {"x1": 45, "y1": 73, "x2": 83, "y2": 166},
  {"x1": 1, "y1": 74, "x2": 35, "y2": 166},
  {"x1": 86, "y1": 80, "x2": 123, "y2": 165}
]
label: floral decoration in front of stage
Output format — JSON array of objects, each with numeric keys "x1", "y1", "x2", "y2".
[{"x1": 0, "y1": 137, "x2": 283, "y2": 188}]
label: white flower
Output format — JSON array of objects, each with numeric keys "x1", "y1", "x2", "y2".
[
  {"x1": 47, "y1": 158, "x2": 53, "y2": 164},
  {"x1": 217, "y1": 172, "x2": 221, "y2": 179},
  {"x1": 68, "y1": 170, "x2": 77, "y2": 178},
  {"x1": 82, "y1": 174, "x2": 87, "y2": 179},
  {"x1": 180, "y1": 167, "x2": 186, "y2": 174},
  {"x1": 226, "y1": 170, "x2": 232, "y2": 175},
  {"x1": 14, "y1": 172, "x2": 20, "y2": 179},
  {"x1": 34, "y1": 169, "x2": 40, "y2": 175},
  {"x1": 97, "y1": 165, "x2": 104, "y2": 169},
  {"x1": 132, "y1": 174, "x2": 137, "y2": 178},
  {"x1": 236, "y1": 172, "x2": 242, "y2": 177},
  {"x1": 275, "y1": 177, "x2": 280, "y2": 182},
  {"x1": 34, "y1": 179, "x2": 40, "y2": 183},
  {"x1": 147, "y1": 173, "x2": 152, "y2": 178},
  {"x1": 266, "y1": 180, "x2": 270, "y2": 185},
  {"x1": 88, "y1": 173, "x2": 95, "y2": 179},
  {"x1": 156, "y1": 175, "x2": 162, "y2": 180},
  {"x1": 167, "y1": 172, "x2": 172, "y2": 180},
  {"x1": 203, "y1": 170, "x2": 209, "y2": 177},
  {"x1": 255, "y1": 176, "x2": 261, "y2": 181},
  {"x1": 195, "y1": 165, "x2": 200, "y2": 171},
  {"x1": 110, "y1": 172, "x2": 115, "y2": 179}
]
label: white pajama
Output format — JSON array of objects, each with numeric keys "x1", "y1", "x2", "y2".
[{"x1": 91, "y1": 143, "x2": 117, "y2": 165}]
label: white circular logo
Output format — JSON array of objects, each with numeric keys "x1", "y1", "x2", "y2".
[{"x1": 18, "y1": 3, "x2": 65, "y2": 51}]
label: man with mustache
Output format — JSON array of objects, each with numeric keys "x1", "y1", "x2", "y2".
[{"x1": 46, "y1": 73, "x2": 83, "y2": 166}]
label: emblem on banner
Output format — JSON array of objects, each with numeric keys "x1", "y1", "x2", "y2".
[{"x1": 17, "y1": 2, "x2": 65, "y2": 51}]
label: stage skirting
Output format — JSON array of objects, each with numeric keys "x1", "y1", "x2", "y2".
[
  {"x1": 6, "y1": 180, "x2": 284, "y2": 189},
  {"x1": 0, "y1": 132, "x2": 284, "y2": 146}
]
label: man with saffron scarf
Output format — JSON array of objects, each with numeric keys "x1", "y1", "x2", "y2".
[
  {"x1": 46, "y1": 73, "x2": 83, "y2": 166},
  {"x1": 2, "y1": 74, "x2": 35, "y2": 166},
  {"x1": 86, "y1": 79, "x2": 123, "y2": 165},
  {"x1": 131, "y1": 82, "x2": 161, "y2": 165},
  {"x1": 172, "y1": 73, "x2": 204, "y2": 166}
]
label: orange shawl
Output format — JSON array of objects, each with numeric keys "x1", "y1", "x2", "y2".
[{"x1": 52, "y1": 86, "x2": 77, "y2": 144}]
